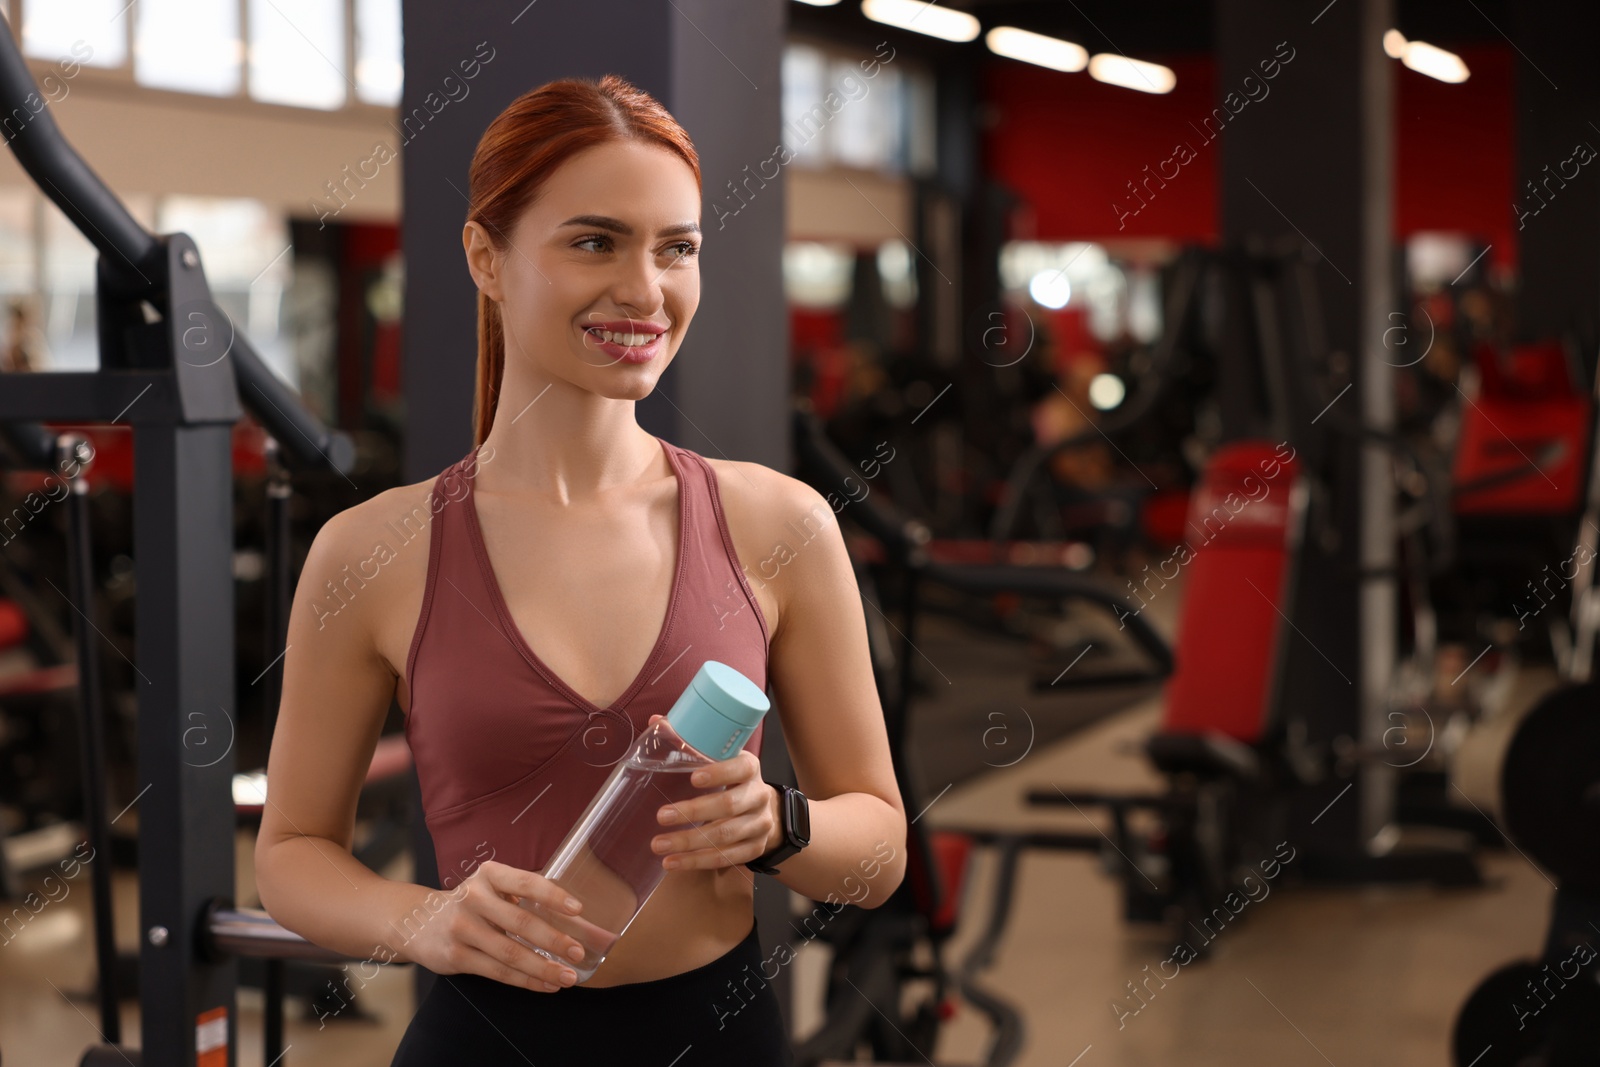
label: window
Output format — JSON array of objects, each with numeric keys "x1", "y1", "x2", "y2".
[
  {"x1": 22, "y1": 0, "x2": 402, "y2": 112},
  {"x1": 135, "y1": 0, "x2": 242, "y2": 96},
  {"x1": 249, "y1": 0, "x2": 347, "y2": 110},
  {"x1": 1, "y1": 191, "x2": 290, "y2": 377},
  {"x1": 0, "y1": 190, "x2": 39, "y2": 373},
  {"x1": 784, "y1": 242, "x2": 855, "y2": 308},
  {"x1": 158, "y1": 197, "x2": 297, "y2": 387},
  {"x1": 1000, "y1": 241, "x2": 1163, "y2": 343},
  {"x1": 41, "y1": 197, "x2": 104, "y2": 371},
  {"x1": 782, "y1": 45, "x2": 830, "y2": 165},
  {"x1": 829, "y1": 60, "x2": 902, "y2": 171},
  {"x1": 877, "y1": 239, "x2": 917, "y2": 309},
  {"x1": 356, "y1": 0, "x2": 404, "y2": 106},
  {"x1": 22, "y1": 0, "x2": 127, "y2": 68},
  {"x1": 782, "y1": 40, "x2": 935, "y2": 176}
]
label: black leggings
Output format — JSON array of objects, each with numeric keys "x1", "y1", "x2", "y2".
[{"x1": 389, "y1": 918, "x2": 794, "y2": 1066}]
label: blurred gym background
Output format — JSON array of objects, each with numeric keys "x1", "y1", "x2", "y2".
[{"x1": 0, "y1": 1, "x2": 1596, "y2": 1065}]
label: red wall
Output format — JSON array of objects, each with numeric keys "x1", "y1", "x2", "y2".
[
  {"x1": 983, "y1": 44, "x2": 1516, "y2": 267},
  {"x1": 983, "y1": 54, "x2": 1221, "y2": 242},
  {"x1": 1393, "y1": 44, "x2": 1515, "y2": 271}
]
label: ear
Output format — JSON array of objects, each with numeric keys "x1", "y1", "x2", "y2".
[{"x1": 462, "y1": 220, "x2": 504, "y2": 303}]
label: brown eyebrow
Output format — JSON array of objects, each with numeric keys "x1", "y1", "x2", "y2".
[{"x1": 558, "y1": 215, "x2": 701, "y2": 238}]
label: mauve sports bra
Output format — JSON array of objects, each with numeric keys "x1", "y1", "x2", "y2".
[{"x1": 402, "y1": 435, "x2": 770, "y2": 890}]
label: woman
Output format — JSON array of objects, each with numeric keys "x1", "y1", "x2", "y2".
[{"x1": 253, "y1": 75, "x2": 906, "y2": 1066}]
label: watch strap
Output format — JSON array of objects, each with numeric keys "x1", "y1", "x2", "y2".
[{"x1": 747, "y1": 782, "x2": 807, "y2": 874}]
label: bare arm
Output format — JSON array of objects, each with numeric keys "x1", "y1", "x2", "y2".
[
  {"x1": 752, "y1": 474, "x2": 908, "y2": 907},
  {"x1": 255, "y1": 494, "x2": 599, "y2": 990},
  {"x1": 255, "y1": 489, "x2": 660, "y2": 991},
  {"x1": 252, "y1": 502, "x2": 430, "y2": 963}
]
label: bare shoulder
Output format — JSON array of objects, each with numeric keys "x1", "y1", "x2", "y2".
[
  {"x1": 701, "y1": 456, "x2": 824, "y2": 515},
  {"x1": 701, "y1": 457, "x2": 837, "y2": 547},
  {"x1": 296, "y1": 475, "x2": 442, "y2": 684},
  {"x1": 306, "y1": 476, "x2": 437, "y2": 576},
  {"x1": 701, "y1": 457, "x2": 843, "y2": 637},
  {"x1": 264, "y1": 474, "x2": 445, "y2": 866}
]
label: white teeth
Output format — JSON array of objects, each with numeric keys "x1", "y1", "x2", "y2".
[{"x1": 590, "y1": 328, "x2": 658, "y2": 346}]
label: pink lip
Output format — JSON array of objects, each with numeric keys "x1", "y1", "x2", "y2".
[{"x1": 582, "y1": 326, "x2": 666, "y2": 364}]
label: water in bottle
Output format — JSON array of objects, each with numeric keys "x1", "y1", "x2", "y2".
[{"x1": 510, "y1": 659, "x2": 769, "y2": 982}]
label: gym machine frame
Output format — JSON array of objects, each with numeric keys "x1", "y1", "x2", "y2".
[
  {"x1": 0, "y1": 20, "x2": 371, "y2": 1066},
  {"x1": 1011, "y1": 244, "x2": 1487, "y2": 889},
  {"x1": 790, "y1": 403, "x2": 1175, "y2": 1066}
]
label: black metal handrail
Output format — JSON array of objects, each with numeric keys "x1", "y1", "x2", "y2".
[
  {"x1": 203, "y1": 905, "x2": 377, "y2": 965},
  {"x1": 0, "y1": 12, "x2": 360, "y2": 1063},
  {"x1": 0, "y1": 16, "x2": 354, "y2": 475}
]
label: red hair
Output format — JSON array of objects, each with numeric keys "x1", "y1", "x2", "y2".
[{"x1": 466, "y1": 75, "x2": 701, "y2": 448}]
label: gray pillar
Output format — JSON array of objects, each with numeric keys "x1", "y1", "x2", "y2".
[
  {"x1": 1216, "y1": 0, "x2": 1395, "y2": 855},
  {"x1": 398, "y1": 0, "x2": 792, "y2": 1023},
  {"x1": 1510, "y1": 5, "x2": 1600, "y2": 353}
]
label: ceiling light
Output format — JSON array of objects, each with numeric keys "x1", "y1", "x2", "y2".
[
  {"x1": 1400, "y1": 40, "x2": 1469, "y2": 83},
  {"x1": 985, "y1": 26, "x2": 1088, "y2": 73},
  {"x1": 1383, "y1": 28, "x2": 1469, "y2": 83},
  {"x1": 860, "y1": 0, "x2": 980, "y2": 43},
  {"x1": 1087, "y1": 53, "x2": 1176, "y2": 94}
]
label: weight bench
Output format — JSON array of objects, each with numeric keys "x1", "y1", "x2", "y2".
[{"x1": 1020, "y1": 440, "x2": 1310, "y2": 933}]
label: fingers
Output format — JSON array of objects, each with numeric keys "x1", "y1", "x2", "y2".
[
  {"x1": 659, "y1": 771, "x2": 764, "y2": 831},
  {"x1": 434, "y1": 888, "x2": 580, "y2": 991},
  {"x1": 478, "y1": 889, "x2": 588, "y2": 966},
  {"x1": 455, "y1": 937, "x2": 576, "y2": 993},
  {"x1": 655, "y1": 812, "x2": 768, "y2": 870},
  {"x1": 469, "y1": 862, "x2": 588, "y2": 981},
  {"x1": 688, "y1": 751, "x2": 760, "y2": 788},
  {"x1": 483, "y1": 860, "x2": 583, "y2": 916}
]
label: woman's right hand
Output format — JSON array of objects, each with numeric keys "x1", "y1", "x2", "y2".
[{"x1": 404, "y1": 860, "x2": 588, "y2": 992}]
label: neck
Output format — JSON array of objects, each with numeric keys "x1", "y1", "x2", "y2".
[{"x1": 478, "y1": 372, "x2": 662, "y2": 505}]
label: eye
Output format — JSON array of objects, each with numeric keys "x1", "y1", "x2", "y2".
[
  {"x1": 574, "y1": 234, "x2": 612, "y2": 253},
  {"x1": 665, "y1": 241, "x2": 700, "y2": 262}
]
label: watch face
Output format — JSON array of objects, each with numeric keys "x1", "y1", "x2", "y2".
[{"x1": 788, "y1": 790, "x2": 811, "y2": 845}]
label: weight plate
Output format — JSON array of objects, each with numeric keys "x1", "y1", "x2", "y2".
[
  {"x1": 1500, "y1": 683, "x2": 1600, "y2": 891},
  {"x1": 1452, "y1": 959, "x2": 1600, "y2": 1066}
]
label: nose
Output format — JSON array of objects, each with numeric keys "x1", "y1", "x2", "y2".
[{"x1": 608, "y1": 246, "x2": 666, "y2": 320}]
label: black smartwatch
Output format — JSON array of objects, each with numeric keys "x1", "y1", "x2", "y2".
[{"x1": 747, "y1": 782, "x2": 810, "y2": 874}]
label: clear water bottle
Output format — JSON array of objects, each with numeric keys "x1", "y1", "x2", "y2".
[{"x1": 510, "y1": 659, "x2": 770, "y2": 982}]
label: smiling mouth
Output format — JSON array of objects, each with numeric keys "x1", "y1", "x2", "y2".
[{"x1": 585, "y1": 327, "x2": 664, "y2": 347}]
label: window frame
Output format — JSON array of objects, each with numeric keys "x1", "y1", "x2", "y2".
[{"x1": 13, "y1": 0, "x2": 396, "y2": 120}]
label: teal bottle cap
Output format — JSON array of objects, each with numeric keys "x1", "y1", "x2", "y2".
[{"x1": 666, "y1": 660, "x2": 770, "y2": 761}]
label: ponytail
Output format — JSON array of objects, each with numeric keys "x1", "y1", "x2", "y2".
[{"x1": 473, "y1": 290, "x2": 505, "y2": 450}]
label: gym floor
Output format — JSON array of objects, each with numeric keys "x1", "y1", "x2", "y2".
[{"x1": 0, "y1": 585, "x2": 1552, "y2": 1065}]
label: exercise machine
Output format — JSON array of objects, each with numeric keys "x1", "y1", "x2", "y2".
[
  {"x1": 789, "y1": 401, "x2": 1173, "y2": 1066},
  {"x1": 1448, "y1": 339, "x2": 1600, "y2": 1067},
  {"x1": 1006, "y1": 245, "x2": 1487, "y2": 948},
  {"x1": 0, "y1": 441, "x2": 94, "y2": 901},
  {"x1": 0, "y1": 16, "x2": 403, "y2": 1064},
  {"x1": 1028, "y1": 437, "x2": 1326, "y2": 942},
  {"x1": 1450, "y1": 682, "x2": 1600, "y2": 1067}
]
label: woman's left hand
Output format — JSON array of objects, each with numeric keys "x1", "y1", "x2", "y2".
[{"x1": 647, "y1": 714, "x2": 780, "y2": 871}]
